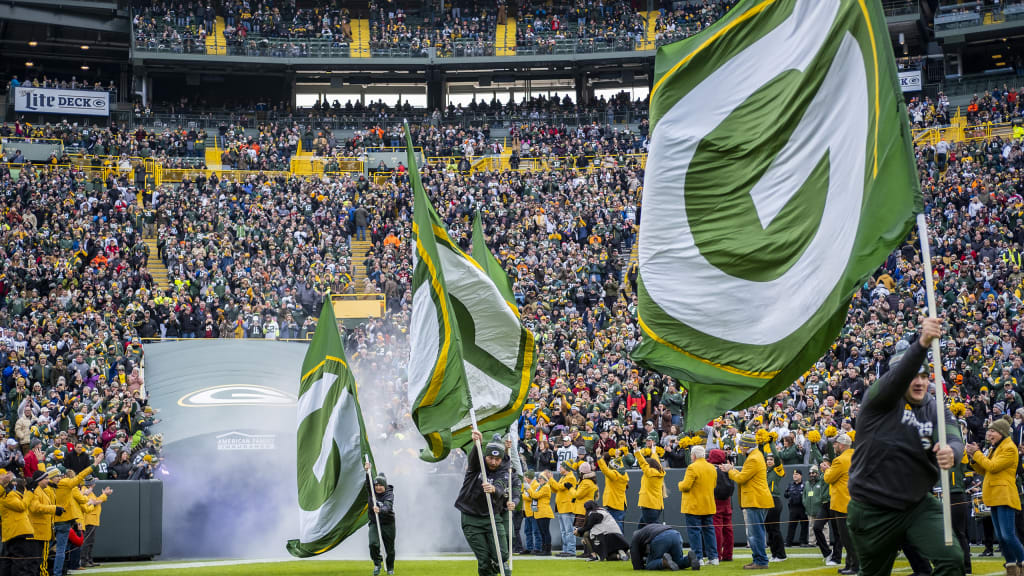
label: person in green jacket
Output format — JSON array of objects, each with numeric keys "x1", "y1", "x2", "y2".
[
  {"x1": 777, "y1": 436, "x2": 804, "y2": 466},
  {"x1": 662, "y1": 384, "x2": 685, "y2": 427},
  {"x1": 764, "y1": 454, "x2": 787, "y2": 561},
  {"x1": 803, "y1": 466, "x2": 833, "y2": 562}
]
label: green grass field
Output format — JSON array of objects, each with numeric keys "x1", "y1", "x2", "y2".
[{"x1": 87, "y1": 554, "x2": 1007, "y2": 576}]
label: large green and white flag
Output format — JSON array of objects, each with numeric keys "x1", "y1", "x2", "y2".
[
  {"x1": 632, "y1": 0, "x2": 921, "y2": 428},
  {"x1": 406, "y1": 126, "x2": 537, "y2": 461},
  {"x1": 287, "y1": 299, "x2": 375, "y2": 558}
]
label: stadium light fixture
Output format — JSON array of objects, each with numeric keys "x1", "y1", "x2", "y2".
[
  {"x1": 81, "y1": 45, "x2": 90, "y2": 50},
  {"x1": 28, "y1": 41, "x2": 38, "y2": 47},
  {"x1": 25, "y1": 61, "x2": 34, "y2": 67},
  {"x1": 81, "y1": 64, "x2": 90, "y2": 70}
]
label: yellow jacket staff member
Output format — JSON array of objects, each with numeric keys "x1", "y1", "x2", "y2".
[
  {"x1": 529, "y1": 473, "x2": 554, "y2": 556},
  {"x1": 55, "y1": 456, "x2": 100, "y2": 526},
  {"x1": 81, "y1": 478, "x2": 113, "y2": 568},
  {"x1": 821, "y1": 433, "x2": 856, "y2": 574},
  {"x1": 1, "y1": 474, "x2": 35, "y2": 570},
  {"x1": 680, "y1": 445, "x2": 717, "y2": 516},
  {"x1": 26, "y1": 467, "x2": 61, "y2": 576},
  {"x1": 967, "y1": 417, "x2": 1024, "y2": 569},
  {"x1": 718, "y1": 432, "x2": 773, "y2": 569},
  {"x1": 634, "y1": 441, "x2": 666, "y2": 527},
  {"x1": 572, "y1": 463, "x2": 599, "y2": 516},
  {"x1": 595, "y1": 446, "x2": 629, "y2": 521},
  {"x1": 548, "y1": 464, "x2": 579, "y2": 556}
]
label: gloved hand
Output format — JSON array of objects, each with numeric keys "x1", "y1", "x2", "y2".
[
  {"x1": 54, "y1": 507, "x2": 65, "y2": 516},
  {"x1": 563, "y1": 482, "x2": 573, "y2": 489}
]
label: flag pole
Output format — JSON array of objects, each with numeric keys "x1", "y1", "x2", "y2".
[
  {"x1": 508, "y1": 465, "x2": 513, "y2": 569},
  {"x1": 365, "y1": 454, "x2": 388, "y2": 568},
  {"x1": 916, "y1": 213, "x2": 954, "y2": 547},
  {"x1": 469, "y1": 408, "x2": 507, "y2": 576}
]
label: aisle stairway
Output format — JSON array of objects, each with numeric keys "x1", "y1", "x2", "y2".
[
  {"x1": 205, "y1": 146, "x2": 222, "y2": 169},
  {"x1": 496, "y1": 19, "x2": 517, "y2": 56},
  {"x1": 350, "y1": 19, "x2": 370, "y2": 57},
  {"x1": 144, "y1": 237, "x2": 170, "y2": 292},
  {"x1": 349, "y1": 239, "x2": 373, "y2": 289},
  {"x1": 637, "y1": 11, "x2": 658, "y2": 51},
  {"x1": 206, "y1": 16, "x2": 227, "y2": 55}
]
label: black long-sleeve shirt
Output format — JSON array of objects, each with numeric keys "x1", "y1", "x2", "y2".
[
  {"x1": 455, "y1": 445, "x2": 510, "y2": 517},
  {"x1": 368, "y1": 483, "x2": 395, "y2": 525},
  {"x1": 849, "y1": 340, "x2": 964, "y2": 511}
]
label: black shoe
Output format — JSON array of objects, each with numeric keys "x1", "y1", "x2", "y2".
[
  {"x1": 838, "y1": 569, "x2": 857, "y2": 575},
  {"x1": 586, "y1": 556, "x2": 601, "y2": 562},
  {"x1": 663, "y1": 552, "x2": 680, "y2": 571},
  {"x1": 688, "y1": 550, "x2": 699, "y2": 571},
  {"x1": 981, "y1": 550, "x2": 994, "y2": 557}
]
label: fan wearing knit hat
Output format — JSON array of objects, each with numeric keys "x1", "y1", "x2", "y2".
[
  {"x1": 363, "y1": 459, "x2": 396, "y2": 576},
  {"x1": 967, "y1": 415, "x2": 1023, "y2": 575},
  {"x1": 846, "y1": 316, "x2": 967, "y2": 575}
]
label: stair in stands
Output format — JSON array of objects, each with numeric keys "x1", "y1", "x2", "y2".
[
  {"x1": 206, "y1": 16, "x2": 227, "y2": 55},
  {"x1": 205, "y1": 146, "x2": 222, "y2": 169},
  {"x1": 350, "y1": 19, "x2": 371, "y2": 58},
  {"x1": 637, "y1": 11, "x2": 658, "y2": 51},
  {"x1": 144, "y1": 237, "x2": 170, "y2": 293},
  {"x1": 496, "y1": 19, "x2": 516, "y2": 56},
  {"x1": 349, "y1": 239, "x2": 373, "y2": 290}
]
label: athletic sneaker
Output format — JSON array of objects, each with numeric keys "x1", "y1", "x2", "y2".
[
  {"x1": 826, "y1": 559, "x2": 842, "y2": 566},
  {"x1": 663, "y1": 552, "x2": 680, "y2": 571},
  {"x1": 711, "y1": 559, "x2": 720, "y2": 566},
  {"x1": 387, "y1": 571, "x2": 394, "y2": 575},
  {"x1": 617, "y1": 550, "x2": 630, "y2": 562},
  {"x1": 770, "y1": 556, "x2": 787, "y2": 562},
  {"x1": 373, "y1": 566, "x2": 381, "y2": 576}
]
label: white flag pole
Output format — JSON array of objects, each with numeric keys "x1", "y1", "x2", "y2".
[
  {"x1": 916, "y1": 213, "x2": 954, "y2": 547},
  {"x1": 365, "y1": 454, "x2": 388, "y2": 567},
  {"x1": 470, "y1": 408, "x2": 507, "y2": 576}
]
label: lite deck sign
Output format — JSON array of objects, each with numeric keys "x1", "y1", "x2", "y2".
[{"x1": 14, "y1": 86, "x2": 110, "y2": 117}]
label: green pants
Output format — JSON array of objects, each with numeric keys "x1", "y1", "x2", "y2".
[
  {"x1": 462, "y1": 513, "x2": 509, "y2": 576},
  {"x1": 848, "y1": 496, "x2": 964, "y2": 576},
  {"x1": 369, "y1": 521, "x2": 396, "y2": 571}
]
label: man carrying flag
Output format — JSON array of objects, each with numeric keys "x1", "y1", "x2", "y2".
[
  {"x1": 287, "y1": 299, "x2": 378, "y2": 558},
  {"x1": 458, "y1": 430, "x2": 512, "y2": 576},
  {"x1": 364, "y1": 462, "x2": 396, "y2": 576},
  {"x1": 847, "y1": 319, "x2": 964, "y2": 576},
  {"x1": 632, "y1": 0, "x2": 922, "y2": 428}
]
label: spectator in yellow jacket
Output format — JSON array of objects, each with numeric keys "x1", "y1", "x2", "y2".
[
  {"x1": 53, "y1": 453, "x2": 101, "y2": 576},
  {"x1": 549, "y1": 463, "x2": 577, "y2": 556},
  {"x1": 529, "y1": 472, "x2": 554, "y2": 556},
  {"x1": 2, "y1": 477, "x2": 34, "y2": 576},
  {"x1": 967, "y1": 417, "x2": 1024, "y2": 571},
  {"x1": 680, "y1": 445, "x2": 718, "y2": 566},
  {"x1": 81, "y1": 478, "x2": 112, "y2": 568},
  {"x1": 634, "y1": 441, "x2": 666, "y2": 528},
  {"x1": 595, "y1": 446, "x2": 629, "y2": 529},
  {"x1": 573, "y1": 463, "x2": 599, "y2": 518},
  {"x1": 822, "y1": 433, "x2": 856, "y2": 574},
  {"x1": 25, "y1": 468, "x2": 61, "y2": 576},
  {"x1": 719, "y1": 432, "x2": 772, "y2": 569}
]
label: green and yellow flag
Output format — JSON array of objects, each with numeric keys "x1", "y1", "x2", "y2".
[
  {"x1": 406, "y1": 125, "x2": 537, "y2": 461},
  {"x1": 287, "y1": 299, "x2": 375, "y2": 557},
  {"x1": 632, "y1": 0, "x2": 921, "y2": 428}
]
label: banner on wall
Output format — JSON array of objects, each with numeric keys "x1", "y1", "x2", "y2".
[
  {"x1": 898, "y1": 70, "x2": 922, "y2": 92},
  {"x1": 14, "y1": 86, "x2": 110, "y2": 116}
]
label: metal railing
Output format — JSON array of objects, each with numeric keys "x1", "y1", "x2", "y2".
[
  {"x1": 882, "y1": 0, "x2": 920, "y2": 16},
  {"x1": 128, "y1": 109, "x2": 649, "y2": 131},
  {"x1": 935, "y1": 3, "x2": 1024, "y2": 30}
]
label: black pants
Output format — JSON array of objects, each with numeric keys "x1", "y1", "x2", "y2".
[
  {"x1": 512, "y1": 511, "x2": 524, "y2": 552},
  {"x1": 812, "y1": 515, "x2": 832, "y2": 559},
  {"x1": 765, "y1": 497, "x2": 786, "y2": 559},
  {"x1": 832, "y1": 510, "x2": 858, "y2": 571},
  {"x1": 982, "y1": 515, "x2": 995, "y2": 551},
  {"x1": 786, "y1": 506, "x2": 808, "y2": 546},
  {"x1": 951, "y1": 492, "x2": 971, "y2": 574},
  {"x1": 369, "y1": 521, "x2": 396, "y2": 571},
  {"x1": 593, "y1": 532, "x2": 629, "y2": 560},
  {"x1": 7, "y1": 537, "x2": 35, "y2": 576},
  {"x1": 81, "y1": 526, "x2": 98, "y2": 566},
  {"x1": 535, "y1": 517, "x2": 551, "y2": 552}
]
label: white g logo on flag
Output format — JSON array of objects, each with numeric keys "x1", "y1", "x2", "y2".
[{"x1": 639, "y1": 0, "x2": 870, "y2": 346}]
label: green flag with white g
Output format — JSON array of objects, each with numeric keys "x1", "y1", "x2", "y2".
[
  {"x1": 287, "y1": 299, "x2": 375, "y2": 558},
  {"x1": 632, "y1": 0, "x2": 921, "y2": 428}
]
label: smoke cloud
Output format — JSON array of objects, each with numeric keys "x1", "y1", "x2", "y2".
[{"x1": 158, "y1": 346, "x2": 472, "y2": 560}]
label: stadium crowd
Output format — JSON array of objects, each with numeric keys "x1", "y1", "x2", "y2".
[{"x1": 4, "y1": 89, "x2": 1024, "y2": 568}]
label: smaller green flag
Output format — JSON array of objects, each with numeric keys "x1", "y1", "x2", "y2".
[{"x1": 287, "y1": 299, "x2": 376, "y2": 557}]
